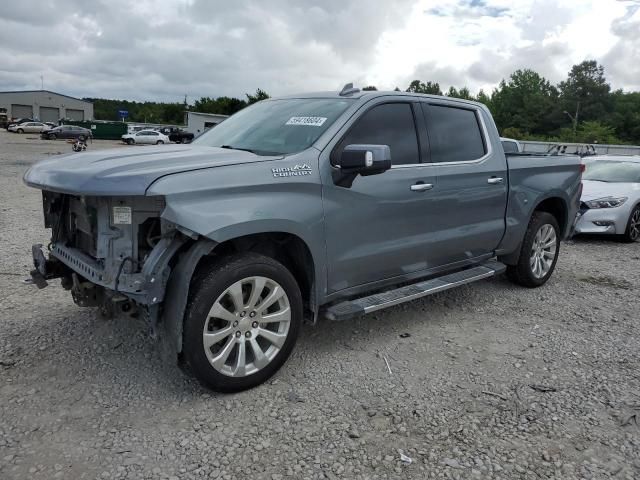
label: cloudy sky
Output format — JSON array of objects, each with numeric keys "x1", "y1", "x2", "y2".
[{"x1": 1, "y1": 0, "x2": 639, "y2": 102}]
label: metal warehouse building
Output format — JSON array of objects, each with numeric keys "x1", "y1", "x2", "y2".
[{"x1": 0, "y1": 90, "x2": 93, "y2": 123}]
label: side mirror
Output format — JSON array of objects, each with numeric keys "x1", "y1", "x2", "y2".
[
  {"x1": 337, "y1": 144, "x2": 391, "y2": 175},
  {"x1": 332, "y1": 144, "x2": 391, "y2": 188}
]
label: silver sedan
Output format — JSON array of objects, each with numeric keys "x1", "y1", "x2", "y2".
[{"x1": 574, "y1": 156, "x2": 640, "y2": 242}]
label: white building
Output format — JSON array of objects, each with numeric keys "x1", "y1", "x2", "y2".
[
  {"x1": 185, "y1": 111, "x2": 228, "y2": 136},
  {"x1": 0, "y1": 90, "x2": 94, "y2": 122}
]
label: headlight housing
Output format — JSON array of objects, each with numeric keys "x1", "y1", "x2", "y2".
[{"x1": 585, "y1": 196, "x2": 628, "y2": 209}]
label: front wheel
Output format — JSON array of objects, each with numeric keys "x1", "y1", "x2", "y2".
[
  {"x1": 507, "y1": 211, "x2": 560, "y2": 288},
  {"x1": 126, "y1": 138, "x2": 134, "y2": 145},
  {"x1": 17, "y1": 128, "x2": 24, "y2": 134},
  {"x1": 621, "y1": 206, "x2": 640, "y2": 243},
  {"x1": 183, "y1": 253, "x2": 302, "y2": 392},
  {"x1": 48, "y1": 133, "x2": 57, "y2": 140}
]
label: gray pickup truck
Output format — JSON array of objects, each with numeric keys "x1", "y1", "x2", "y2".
[{"x1": 24, "y1": 85, "x2": 582, "y2": 392}]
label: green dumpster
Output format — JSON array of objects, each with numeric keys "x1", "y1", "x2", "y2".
[{"x1": 62, "y1": 120, "x2": 127, "y2": 140}]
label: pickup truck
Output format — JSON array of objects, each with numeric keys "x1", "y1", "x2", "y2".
[
  {"x1": 23, "y1": 86, "x2": 582, "y2": 392},
  {"x1": 157, "y1": 126, "x2": 195, "y2": 144}
]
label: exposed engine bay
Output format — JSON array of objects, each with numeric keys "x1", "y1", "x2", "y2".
[{"x1": 30, "y1": 191, "x2": 187, "y2": 319}]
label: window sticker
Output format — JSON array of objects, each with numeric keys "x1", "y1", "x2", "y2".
[{"x1": 285, "y1": 116, "x2": 327, "y2": 127}]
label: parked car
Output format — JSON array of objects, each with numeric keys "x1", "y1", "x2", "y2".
[
  {"x1": 42, "y1": 125, "x2": 92, "y2": 140},
  {"x1": 6, "y1": 118, "x2": 34, "y2": 130},
  {"x1": 500, "y1": 137, "x2": 522, "y2": 153},
  {"x1": 157, "y1": 127, "x2": 195, "y2": 144},
  {"x1": 574, "y1": 156, "x2": 640, "y2": 242},
  {"x1": 121, "y1": 130, "x2": 170, "y2": 145},
  {"x1": 8, "y1": 122, "x2": 51, "y2": 134},
  {"x1": 23, "y1": 87, "x2": 582, "y2": 392}
]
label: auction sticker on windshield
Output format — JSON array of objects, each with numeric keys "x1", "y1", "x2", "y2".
[{"x1": 285, "y1": 116, "x2": 327, "y2": 127}]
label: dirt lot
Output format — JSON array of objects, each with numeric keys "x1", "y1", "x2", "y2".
[{"x1": 0, "y1": 129, "x2": 639, "y2": 480}]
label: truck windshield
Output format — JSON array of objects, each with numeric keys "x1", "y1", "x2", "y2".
[
  {"x1": 583, "y1": 161, "x2": 640, "y2": 183},
  {"x1": 193, "y1": 98, "x2": 353, "y2": 155}
]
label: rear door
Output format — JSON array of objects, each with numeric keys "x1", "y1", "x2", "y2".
[{"x1": 420, "y1": 101, "x2": 507, "y2": 264}]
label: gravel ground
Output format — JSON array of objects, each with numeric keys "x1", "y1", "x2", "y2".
[{"x1": 1, "y1": 129, "x2": 639, "y2": 480}]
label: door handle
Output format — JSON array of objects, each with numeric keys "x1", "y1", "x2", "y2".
[
  {"x1": 487, "y1": 177, "x2": 504, "y2": 185},
  {"x1": 410, "y1": 183, "x2": 434, "y2": 192}
]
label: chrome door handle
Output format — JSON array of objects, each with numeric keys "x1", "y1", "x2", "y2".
[
  {"x1": 410, "y1": 183, "x2": 434, "y2": 192},
  {"x1": 487, "y1": 177, "x2": 504, "y2": 185}
]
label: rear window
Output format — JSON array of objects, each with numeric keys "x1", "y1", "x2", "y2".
[
  {"x1": 501, "y1": 140, "x2": 519, "y2": 153},
  {"x1": 425, "y1": 105, "x2": 486, "y2": 163}
]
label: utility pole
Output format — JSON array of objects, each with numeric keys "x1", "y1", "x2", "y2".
[
  {"x1": 563, "y1": 101, "x2": 580, "y2": 140},
  {"x1": 40, "y1": 75, "x2": 44, "y2": 90}
]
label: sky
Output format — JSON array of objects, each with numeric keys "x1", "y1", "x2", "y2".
[{"x1": 0, "y1": 0, "x2": 639, "y2": 102}]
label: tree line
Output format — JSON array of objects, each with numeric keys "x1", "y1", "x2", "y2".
[
  {"x1": 85, "y1": 89, "x2": 270, "y2": 125},
  {"x1": 399, "y1": 60, "x2": 640, "y2": 145},
  {"x1": 87, "y1": 61, "x2": 639, "y2": 145}
]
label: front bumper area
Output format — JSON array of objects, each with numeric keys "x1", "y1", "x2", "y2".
[
  {"x1": 32, "y1": 235, "x2": 186, "y2": 306},
  {"x1": 574, "y1": 206, "x2": 629, "y2": 235}
]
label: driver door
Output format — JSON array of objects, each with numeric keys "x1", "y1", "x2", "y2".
[{"x1": 321, "y1": 100, "x2": 440, "y2": 293}]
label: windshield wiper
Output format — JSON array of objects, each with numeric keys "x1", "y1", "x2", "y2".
[{"x1": 219, "y1": 145, "x2": 256, "y2": 154}]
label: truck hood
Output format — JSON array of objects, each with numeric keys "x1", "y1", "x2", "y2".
[
  {"x1": 23, "y1": 145, "x2": 282, "y2": 195},
  {"x1": 581, "y1": 179, "x2": 640, "y2": 201}
]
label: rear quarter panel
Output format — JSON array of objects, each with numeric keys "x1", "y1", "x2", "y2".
[{"x1": 497, "y1": 154, "x2": 582, "y2": 256}]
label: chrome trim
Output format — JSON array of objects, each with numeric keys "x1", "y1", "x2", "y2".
[
  {"x1": 410, "y1": 183, "x2": 434, "y2": 191},
  {"x1": 487, "y1": 177, "x2": 504, "y2": 184}
]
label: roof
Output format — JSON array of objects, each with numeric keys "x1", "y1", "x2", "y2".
[
  {"x1": 0, "y1": 90, "x2": 92, "y2": 104},
  {"x1": 274, "y1": 89, "x2": 485, "y2": 109}
]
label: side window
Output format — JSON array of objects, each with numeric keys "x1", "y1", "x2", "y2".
[
  {"x1": 337, "y1": 103, "x2": 420, "y2": 165},
  {"x1": 426, "y1": 105, "x2": 486, "y2": 163}
]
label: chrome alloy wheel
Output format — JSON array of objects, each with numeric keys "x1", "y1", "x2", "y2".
[
  {"x1": 630, "y1": 209, "x2": 640, "y2": 241},
  {"x1": 202, "y1": 276, "x2": 291, "y2": 377},
  {"x1": 530, "y1": 224, "x2": 557, "y2": 279}
]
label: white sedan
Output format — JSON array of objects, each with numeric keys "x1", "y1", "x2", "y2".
[
  {"x1": 574, "y1": 156, "x2": 640, "y2": 242},
  {"x1": 121, "y1": 130, "x2": 170, "y2": 145},
  {"x1": 8, "y1": 122, "x2": 51, "y2": 134}
]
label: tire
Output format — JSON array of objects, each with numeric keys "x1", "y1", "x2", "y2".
[
  {"x1": 48, "y1": 133, "x2": 57, "y2": 140},
  {"x1": 506, "y1": 211, "x2": 560, "y2": 288},
  {"x1": 183, "y1": 253, "x2": 302, "y2": 392},
  {"x1": 126, "y1": 138, "x2": 134, "y2": 145},
  {"x1": 621, "y1": 205, "x2": 640, "y2": 243},
  {"x1": 156, "y1": 140, "x2": 164, "y2": 145},
  {"x1": 17, "y1": 128, "x2": 24, "y2": 134}
]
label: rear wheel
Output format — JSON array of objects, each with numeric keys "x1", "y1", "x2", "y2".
[
  {"x1": 156, "y1": 140, "x2": 164, "y2": 145},
  {"x1": 507, "y1": 211, "x2": 560, "y2": 288},
  {"x1": 183, "y1": 253, "x2": 302, "y2": 392},
  {"x1": 621, "y1": 206, "x2": 640, "y2": 243}
]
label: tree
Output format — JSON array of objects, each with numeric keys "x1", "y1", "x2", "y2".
[
  {"x1": 607, "y1": 90, "x2": 640, "y2": 142},
  {"x1": 576, "y1": 121, "x2": 618, "y2": 144},
  {"x1": 362, "y1": 85, "x2": 378, "y2": 91},
  {"x1": 558, "y1": 60, "x2": 611, "y2": 126},
  {"x1": 490, "y1": 69, "x2": 560, "y2": 137},
  {"x1": 406, "y1": 80, "x2": 442, "y2": 95},
  {"x1": 246, "y1": 88, "x2": 270, "y2": 105},
  {"x1": 476, "y1": 89, "x2": 491, "y2": 108},
  {"x1": 446, "y1": 86, "x2": 473, "y2": 100}
]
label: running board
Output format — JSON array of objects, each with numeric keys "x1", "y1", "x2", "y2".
[{"x1": 324, "y1": 260, "x2": 506, "y2": 321}]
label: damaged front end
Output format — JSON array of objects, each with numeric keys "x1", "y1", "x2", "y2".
[{"x1": 28, "y1": 191, "x2": 188, "y2": 330}]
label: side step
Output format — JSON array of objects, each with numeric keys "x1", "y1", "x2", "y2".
[{"x1": 324, "y1": 260, "x2": 506, "y2": 321}]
